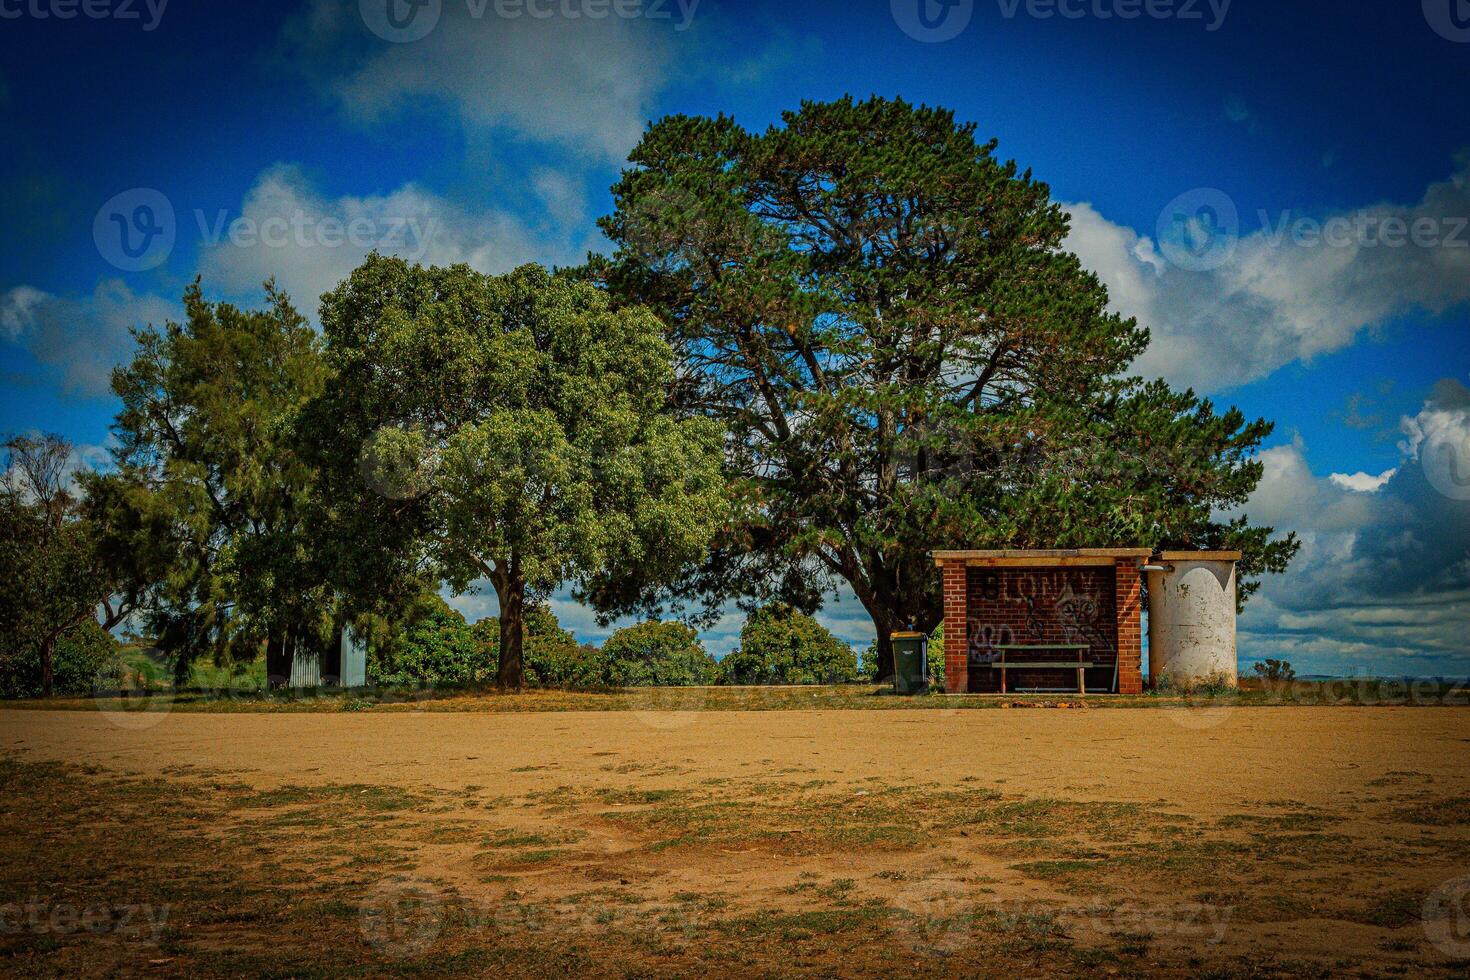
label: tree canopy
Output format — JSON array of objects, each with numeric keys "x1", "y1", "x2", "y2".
[
  {"x1": 597, "y1": 95, "x2": 1297, "y2": 677},
  {"x1": 601, "y1": 620, "x2": 717, "y2": 687},
  {"x1": 307, "y1": 258, "x2": 728, "y2": 687},
  {"x1": 102, "y1": 281, "x2": 329, "y2": 684},
  {"x1": 720, "y1": 605, "x2": 858, "y2": 685}
]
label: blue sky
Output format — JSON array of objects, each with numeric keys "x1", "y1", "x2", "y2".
[{"x1": 2, "y1": 0, "x2": 1468, "y2": 674}]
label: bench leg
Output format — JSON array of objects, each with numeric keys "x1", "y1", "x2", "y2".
[
  {"x1": 1077, "y1": 665, "x2": 1085, "y2": 695},
  {"x1": 1000, "y1": 664, "x2": 1006, "y2": 695}
]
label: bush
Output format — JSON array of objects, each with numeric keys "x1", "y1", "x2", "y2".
[
  {"x1": 602, "y1": 621, "x2": 716, "y2": 687},
  {"x1": 1252, "y1": 659, "x2": 1296, "y2": 684},
  {"x1": 0, "y1": 620, "x2": 122, "y2": 699},
  {"x1": 369, "y1": 595, "x2": 481, "y2": 687},
  {"x1": 474, "y1": 604, "x2": 608, "y2": 688},
  {"x1": 720, "y1": 605, "x2": 857, "y2": 685}
]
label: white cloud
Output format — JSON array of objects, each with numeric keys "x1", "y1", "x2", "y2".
[
  {"x1": 1064, "y1": 158, "x2": 1470, "y2": 393},
  {"x1": 0, "y1": 281, "x2": 176, "y2": 397},
  {"x1": 1329, "y1": 469, "x2": 1396, "y2": 493},
  {"x1": 281, "y1": 0, "x2": 675, "y2": 162},
  {"x1": 196, "y1": 164, "x2": 597, "y2": 315},
  {"x1": 1231, "y1": 382, "x2": 1470, "y2": 676}
]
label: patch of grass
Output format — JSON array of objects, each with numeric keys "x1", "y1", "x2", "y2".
[{"x1": 1391, "y1": 796, "x2": 1470, "y2": 826}]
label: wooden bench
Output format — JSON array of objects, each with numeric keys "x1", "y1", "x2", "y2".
[{"x1": 987, "y1": 644, "x2": 1096, "y2": 694}]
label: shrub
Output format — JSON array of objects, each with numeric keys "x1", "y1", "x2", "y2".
[
  {"x1": 720, "y1": 605, "x2": 857, "y2": 685},
  {"x1": 0, "y1": 620, "x2": 122, "y2": 699},
  {"x1": 602, "y1": 621, "x2": 716, "y2": 687},
  {"x1": 1252, "y1": 659, "x2": 1296, "y2": 684},
  {"x1": 474, "y1": 604, "x2": 608, "y2": 688},
  {"x1": 369, "y1": 595, "x2": 481, "y2": 687}
]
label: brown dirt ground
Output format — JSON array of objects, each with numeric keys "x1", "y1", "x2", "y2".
[{"x1": 2, "y1": 704, "x2": 1468, "y2": 977}]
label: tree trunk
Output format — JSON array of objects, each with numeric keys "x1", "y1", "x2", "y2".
[
  {"x1": 266, "y1": 632, "x2": 294, "y2": 690},
  {"x1": 495, "y1": 565, "x2": 526, "y2": 689},
  {"x1": 871, "y1": 622, "x2": 896, "y2": 684},
  {"x1": 40, "y1": 634, "x2": 55, "y2": 698}
]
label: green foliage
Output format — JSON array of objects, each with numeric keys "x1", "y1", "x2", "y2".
[
  {"x1": 0, "y1": 620, "x2": 121, "y2": 699},
  {"x1": 369, "y1": 595, "x2": 482, "y2": 687},
  {"x1": 0, "y1": 434, "x2": 118, "y2": 696},
  {"x1": 1252, "y1": 659, "x2": 1297, "y2": 684},
  {"x1": 602, "y1": 620, "x2": 717, "y2": 687},
  {"x1": 308, "y1": 258, "x2": 728, "y2": 687},
  {"x1": 720, "y1": 605, "x2": 857, "y2": 685},
  {"x1": 473, "y1": 604, "x2": 608, "y2": 689},
  {"x1": 103, "y1": 281, "x2": 331, "y2": 683},
  {"x1": 597, "y1": 95, "x2": 1297, "y2": 679}
]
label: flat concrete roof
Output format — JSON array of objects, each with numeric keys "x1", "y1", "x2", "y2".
[
  {"x1": 932, "y1": 548, "x2": 1153, "y2": 567},
  {"x1": 933, "y1": 548, "x2": 1243, "y2": 567}
]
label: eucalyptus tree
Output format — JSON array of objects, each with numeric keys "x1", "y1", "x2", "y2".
[{"x1": 310, "y1": 258, "x2": 726, "y2": 688}]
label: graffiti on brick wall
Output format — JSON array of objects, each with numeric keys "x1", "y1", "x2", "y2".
[{"x1": 966, "y1": 569, "x2": 1116, "y2": 665}]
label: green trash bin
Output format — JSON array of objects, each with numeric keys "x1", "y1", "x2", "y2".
[{"x1": 891, "y1": 631, "x2": 929, "y2": 695}]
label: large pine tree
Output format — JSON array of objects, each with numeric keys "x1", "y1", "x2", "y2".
[{"x1": 596, "y1": 96, "x2": 1297, "y2": 679}]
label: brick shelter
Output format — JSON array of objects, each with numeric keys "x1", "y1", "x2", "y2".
[{"x1": 934, "y1": 549, "x2": 1150, "y2": 695}]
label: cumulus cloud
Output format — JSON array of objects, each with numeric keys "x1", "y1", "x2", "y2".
[
  {"x1": 1063, "y1": 159, "x2": 1470, "y2": 392},
  {"x1": 195, "y1": 164, "x2": 598, "y2": 315},
  {"x1": 0, "y1": 280, "x2": 176, "y2": 397},
  {"x1": 280, "y1": 0, "x2": 677, "y2": 161},
  {"x1": 1233, "y1": 380, "x2": 1470, "y2": 676},
  {"x1": 1329, "y1": 469, "x2": 1396, "y2": 493}
]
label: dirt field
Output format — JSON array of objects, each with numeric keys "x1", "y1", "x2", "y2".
[{"x1": 3, "y1": 703, "x2": 1469, "y2": 976}]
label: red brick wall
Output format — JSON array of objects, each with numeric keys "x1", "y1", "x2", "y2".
[
  {"x1": 942, "y1": 560, "x2": 969, "y2": 694},
  {"x1": 961, "y1": 566, "x2": 1118, "y2": 693},
  {"x1": 1114, "y1": 559, "x2": 1144, "y2": 695}
]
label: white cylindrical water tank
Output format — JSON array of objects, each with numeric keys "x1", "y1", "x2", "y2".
[{"x1": 1146, "y1": 551, "x2": 1241, "y2": 688}]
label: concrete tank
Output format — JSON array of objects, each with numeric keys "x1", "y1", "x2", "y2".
[{"x1": 1146, "y1": 551, "x2": 1241, "y2": 688}]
